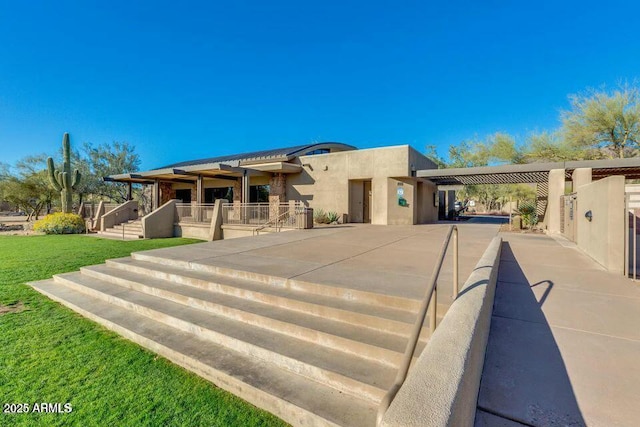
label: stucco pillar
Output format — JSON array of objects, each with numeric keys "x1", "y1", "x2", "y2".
[
  {"x1": 547, "y1": 169, "x2": 566, "y2": 234},
  {"x1": 572, "y1": 168, "x2": 592, "y2": 191},
  {"x1": 447, "y1": 190, "x2": 456, "y2": 220}
]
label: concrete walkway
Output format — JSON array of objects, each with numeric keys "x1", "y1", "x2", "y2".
[
  {"x1": 476, "y1": 233, "x2": 640, "y2": 427},
  {"x1": 136, "y1": 222, "x2": 500, "y2": 306}
]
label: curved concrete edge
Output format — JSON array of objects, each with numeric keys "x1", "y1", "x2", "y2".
[{"x1": 381, "y1": 236, "x2": 503, "y2": 427}]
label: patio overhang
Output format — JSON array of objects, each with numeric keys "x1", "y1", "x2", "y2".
[
  {"x1": 105, "y1": 162, "x2": 248, "y2": 183},
  {"x1": 243, "y1": 162, "x2": 302, "y2": 173},
  {"x1": 418, "y1": 158, "x2": 640, "y2": 185}
]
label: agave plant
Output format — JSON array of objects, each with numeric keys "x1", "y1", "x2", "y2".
[
  {"x1": 313, "y1": 208, "x2": 328, "y2": 224},
  {"x1": 326, "y1": 211, "x2": 340, "y2": 224}
]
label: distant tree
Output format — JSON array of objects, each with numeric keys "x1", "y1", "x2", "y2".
[
  {"x1": 82, "y1": 141, "x2": 141, "y2": 203},
  {"x1": 561, "y1": 82, "x2": 640, "y2": 158},
  {"x1": 0, "y1": 162, "x2": 10, "y2": 180},
  {"x1": 424, "y1": 145, "x2": 447, "y2": 169},
  {"x1": 0, "y1": 171, "x2": 55, "y2": 220},
  {"x1": 522, "y1": 132, "x2": 582, "y2": 162},
  {"x1": 12, "y1": 154, "x2": 57, "y2": 214},
  {"x1": 489, "y1": 133, "x2": 526, "y2": 164}
]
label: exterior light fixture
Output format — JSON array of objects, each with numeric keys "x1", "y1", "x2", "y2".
[{"x1": 585, "y1": 210, "x2": 593, "y2": 222}]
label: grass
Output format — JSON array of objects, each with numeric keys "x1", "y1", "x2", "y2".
[{"x1": 0, "y1": 235, "x2": 288, "y2": 427}]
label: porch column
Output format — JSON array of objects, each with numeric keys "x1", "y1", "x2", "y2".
[
  {"x1": 127, "y1": 182, "x2": 133, "y2": 201},
  {"x1": 196, "y1": 175, "x2": 204, "y2": 204},
  {"x1": 242, "y1": 170, "x2": 250, "y2": 204},
  {"x1": 438, "y1": 190, "x2": 446, "y2": 220},
  {"x1": 547, "y1": 168, "x2": 565, "y2": 234},
  {"x1": 153, "y1": 179, "x2": 159, "y2": 210},
  {"x1": 447, "y1": 190, "x2": 456, "y2": 220}
]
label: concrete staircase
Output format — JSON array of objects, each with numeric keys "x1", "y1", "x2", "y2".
[
  {"x1": 29, "y1": 250, "x2": 436, "y2": 427},
  {"x1": 97, "y1": 219, "x2": 144, "y2": 239}
]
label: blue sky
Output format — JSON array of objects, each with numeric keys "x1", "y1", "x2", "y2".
[{"x1": 1, "y1": 0, "x2": 639, "y2": 170}]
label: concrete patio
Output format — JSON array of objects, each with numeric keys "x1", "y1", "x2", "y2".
[{"x1": 477, "y1": 232, "x2": 640, "y2": 427}]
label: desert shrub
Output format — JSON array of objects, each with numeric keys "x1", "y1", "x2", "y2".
[
  {"x1": 314, "y1": 208, "x2": 328, "y2": 224},
  {"x1": 516, "y1": 202, "x2": 538, "y2": 229},
  {"x1": 326, "y1": 211, "x2": 339, "y2": 223},
  {"x1": 34, "y1": 212, "x2": 86, "y2": 234}
]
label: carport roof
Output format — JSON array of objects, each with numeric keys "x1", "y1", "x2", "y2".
[{"x1": 417, "y1": 158, "x2": 640, "y2": 185}]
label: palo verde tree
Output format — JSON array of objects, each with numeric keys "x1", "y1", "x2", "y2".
[
  {"x1": 562, "y1": 82, "x2": 640, "y2": 159},
  {"x1": 47, "y1": 133, "x2": 82, "y2": 213}
]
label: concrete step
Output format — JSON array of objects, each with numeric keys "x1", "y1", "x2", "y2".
[
  {"x1": 99, "y1": 229, "x2": 143, "y2": 239},
  {"x1": 30, "y1": 279, "x2": 376, "y2": 427},
  {"x1": 96, "y1": 231, "x2": 143, "y2": 240},
  {"x1": 80, "y1": 263, "x2": 420, "y2": 367},
  {"x1": 108, "y1": 257, "x2": 428, "y2": 339},
  {"x1": 131, "y1": 251, "x2": 421, "y2": 312},
  {"x1": 52, "y1": 271, "x2": 394, "y2": 403}
]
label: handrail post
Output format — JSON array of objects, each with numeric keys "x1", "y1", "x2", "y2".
[
  {"x1": 429, "y1": 286, "x2": 437, "y2": 333},
  {"x1": 453, "y1": 227, "x2": 459, "y2": 299}
]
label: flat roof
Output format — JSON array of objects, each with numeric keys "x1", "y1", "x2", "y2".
[{"x1": 417, "y1": 158, "x2": 640, "y2": 185}]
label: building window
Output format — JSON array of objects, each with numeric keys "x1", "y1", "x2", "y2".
[
  {"x1": 175, "y1": 189, "x2": 191, "y2": 203},
  {"x1": 205, "y1": 187, "x2": 233, "y2": 203},
  {"x1": 250, "y1": 185, "x2": 270, "y2": 203},
  {"x1": 305, "y1": 148, "x2": 330, "y2": 156}
]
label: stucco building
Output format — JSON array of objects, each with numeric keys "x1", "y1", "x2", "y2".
[{"x1": 107, "y1": 143, "x2": 440, "y2": 225}]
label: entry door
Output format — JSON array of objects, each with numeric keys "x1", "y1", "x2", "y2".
[{"x1": 363, "y1": 181, "x2": 372, "y2": 223}]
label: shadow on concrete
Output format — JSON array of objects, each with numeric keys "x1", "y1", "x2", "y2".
[
  {"x1": 459, "y1": 215, "x2": 509, "y2": 225},
  {"x1": 476, "y1": 242, "x2": 586, "y2": 427},
  {"x1": 531, "y1": 280, "x2": 553, "y2": 307}
]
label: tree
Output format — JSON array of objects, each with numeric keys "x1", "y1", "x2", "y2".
[
  {"x1": 424, "y1": 145, "x2": 447, "y2": 169},
  {"x1": 82, "y1": 141, "x2": 141, "y2": 203},
  {"x1": 0, "y1": 171, "x2": 55, "y2": 220},
  {"x1": 561, "y1": 82, "x2": 640, "y2": 159}
]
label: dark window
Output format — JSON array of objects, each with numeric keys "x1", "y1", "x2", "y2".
[
  {"x1": 204, "y1": 187, "x2": 233, "y2": 203},
  {"x1": 175, "y1": 189, "x2": 191, "y2": 203},
  {"x1": 305, "y1": 148, "x2": 330, "y2": 156},
  {"x1": 250, "y1": 185, "x2": 270, "y2": 203}
]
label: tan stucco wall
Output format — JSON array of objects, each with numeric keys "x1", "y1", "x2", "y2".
[
  {"x1": 142, "y1": 199, "x2": 176, "y2": 238},
  {"x1": 572, "y1": 167, "x2": 592, "y2": 191},
  {"x1": 576, "y1": 176, "x2": 626, "y2": 274},
  {"x1": 382, "y1": 237, "x2": 502, "y2": 427},
  {"x1": 387, "y1": 178, "x2": 414, "y2": 225},
  {"x1": 174, "y1": 223, "x2": 210, "y2": 240},
  {"x1": 287, "y1": 145, "x2": 438, "y2": 225}
]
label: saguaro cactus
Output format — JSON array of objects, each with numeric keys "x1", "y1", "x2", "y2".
[{"x1": 47, "y1": 133, "x2": 81, "y2": 213}]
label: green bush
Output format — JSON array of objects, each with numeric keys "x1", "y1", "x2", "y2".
[
  {"x1": 34, "y1": 212, "x2": 86, "y2": 234},
  {"x1": 516, "y1": 202, "x2": 538, "y2": 229}
]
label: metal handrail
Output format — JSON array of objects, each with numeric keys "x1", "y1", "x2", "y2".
[
  {"x1": 376, "y1": 225, "x2": 458, "y2": 426},
  {"x1": 253, "y1": 209, "x2": 289, "y2": 234},
  {"x1": 252, "y1": 206, "x2": 306, "y2": 234}
]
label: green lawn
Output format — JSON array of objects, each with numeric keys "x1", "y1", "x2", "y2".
[{"x1": 0, "y1": 235, "x2": 287, "y2": 427}]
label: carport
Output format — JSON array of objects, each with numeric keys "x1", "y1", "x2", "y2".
[{"x1": 417, "y1": 158, "x2": 640, "y2": 276}]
